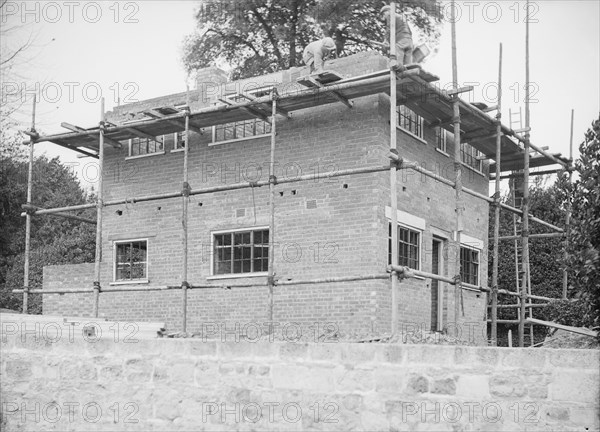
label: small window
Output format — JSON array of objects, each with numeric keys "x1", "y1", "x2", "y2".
[
  {"x1": 114, "y1": 240, "x2": 148, "y2": 281},
  {"x1": 435, "y1": 127, "x2": 447, "y2": 153},
  {"x1": 174, "y1": 131, "x2": 187, "y2": 150},
  {"x1": 460, "y1": 246, "x2": 479, "y2": 286},
  {"x1": 129, "y1": 136, "x2": 164, "y2": 157},
  {"x1": 388, "y1": 223, "x2": 420, "y2": 270},
  {"x1": 213, "y1": 229, "x2": 269, "y2": 275},
  {"x1": 213, "y1": 119, "x2": 271, "y2": 144},
  {"x1": 461, "y1": 142, "x2": 484, "y2": 172},
  {"x1": 398, "y1": 105, "x2": 424, "y2": 138},
  {"x1": 212, "y1": 91, "x2": 272, "y2": 145}
]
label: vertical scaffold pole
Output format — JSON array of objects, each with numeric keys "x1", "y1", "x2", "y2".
[
  {"x1": 491, "y1": 43, "x2": 503, "y2": 346},
  {"x1": 23, "y1": 95, "x2": 36, "y2": 314},
  {"x1": 519, "y1": 0, "x2": 531, "y2": 347},
  {"x1": 450, "y1": 0, "x2": 463, "y2": 332},
  {"x1": 181, "y1": 103, "x2": 190, "y2": 333},
  {"x1": 389, "y1": 1, "x2": 400, "y2": 335},
  {"x1": 93, "y1": 97, "x2": 106, "y2": 318},
  {"x1": 562, "y1": 109, "x2": 574, "y2": 299},
  {"x1": 267, "y1": 93, "x2": 277, "y2": 328}
]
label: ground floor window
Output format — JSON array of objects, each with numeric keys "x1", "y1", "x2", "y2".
[
  {"x1": 388, "y1": 223, "x2": 421, "y2": 270},
  {"x1": 460, "y1": 246, "x2": 480, "y2": 286},
  {"x1": 213, "y1": 228, "x2": 269, "y2": 275},
  {"x1": 114, "y1": 240, "x2": 148, "y2": 281}
]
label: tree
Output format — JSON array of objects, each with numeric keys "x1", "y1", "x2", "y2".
[
  {"x1": 564, "y1": 115, "x2": 600, "y2": 331},
  {"x1": 0, "y1": 134, "x2": 96, "y2": 313},
  {"x1": 182, "y1": 0, "x2": 442, "y2": 79}
]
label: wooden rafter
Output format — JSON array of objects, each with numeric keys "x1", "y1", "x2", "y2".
[{"x1": 61, "y1": 122, "x2": 123, "y2": 149}]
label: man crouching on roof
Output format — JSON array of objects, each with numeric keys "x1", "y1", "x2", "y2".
[{"x1": 302, "y1": 37, "x2": 337, "y2": 74}]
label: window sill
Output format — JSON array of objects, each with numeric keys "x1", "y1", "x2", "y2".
[
  {"x1": 109, "y1": 280, "x2": 149, "y2": 286},
  {"x1": 126, "y1": 151, "x2": 165, "y2": 161},
  {"x1": 461, "y1": 162, "x2": 486, "y2": 178},
  {"x1": 209, "y1": 133, "x2": 272, "y2": 147},
  {"x1": 207, "y1": 272, "x2": 268, "y2": 280},
  {"x1": 170, "y1": 148, "x2": 187, "y2": 154},
  {"x1": 397, "y1": 126, "x2": 427, "y2": 145},
  {"x1": 435, "y1": 148, "x2": 450, "y2": 157}
]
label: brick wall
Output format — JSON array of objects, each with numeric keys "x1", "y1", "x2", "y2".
[
  {"x1": 43, "y1": 52, "x2": 489, "y2": 340},
  {"x1": 1, "y1": 332, "x2": 598, "y2": 431}
]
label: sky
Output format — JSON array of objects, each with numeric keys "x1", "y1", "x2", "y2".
[{"x1": 2, "y1": 0, "x2": 599, "y2": 191}]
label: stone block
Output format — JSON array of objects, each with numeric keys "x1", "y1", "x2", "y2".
[
  {"x1": 489, "y1": 375, "x2": 526, "y2": 398},
  {"x1": 551, "y1": 371, "x2": 599, "y2": 403}
]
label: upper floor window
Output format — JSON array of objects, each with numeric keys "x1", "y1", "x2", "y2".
[
  {"x1": 436, "y1": 127, "x2": 447, "y2": 153},
  {"x1": 388, "y1": 223, "x2": 421, "y2": 270},
  {"x1": 129, "y1": 136, "x2": 164, "y2": 157},
  {"x1": 212, "y1": 90, "x2": 273, "y2": 145},
  {"x1": 213, "y1": 228, "x2": 269, "y2": 276},
  {"x1": 114, "y1": 240, "x2": 148, "y2": 282},
  {"x1": 461, "y1": 142, "x2": 484, "y2": 172},
  {"x1": 398, "y1": 105, "x2": 424, "y2": 139},
  {"x1": 213, "y1": 118, "x2": 271, "y2": 144},
  {"x1": 460, "y1": 246, "x2": 479, "y2": 286},
  {"x1": 164, "y1": 131, "x2": 187, "y2": 151}
]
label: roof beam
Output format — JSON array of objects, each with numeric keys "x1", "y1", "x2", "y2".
[
  {"x1": 144, "y1": 110, "x2": 204, "y2": 135},
  {"x1": 238, "y1": 93, "x2": 290, "y2": 118},
  {"x1": 218, "y1": 98, "x2": 271, "y2": 124},
  {"x1": 61, "y1": 122, "x2": 123, "y2": 149},
  {"x1": 124, "y1": 127, "x2": 160, "y2": 141},
  {"x1": 50, "y1": 139, "x2": 99, "y2": 158},
  {"x1": 305, "y1": 76, "x2": 353, "y2": 108}
]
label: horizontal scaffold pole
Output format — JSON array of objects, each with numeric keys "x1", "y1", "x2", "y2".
[
  {"x1": 20, "y1": 164, "x2": 394, "y2": 218},
  {"x1": 390, "y1": 153, "x2": 564, "y2": 232},
  {"x1": 496, "y1": 232, "x2": 564, "y2": 241},
  {"x1": 11, "y1": 274, "x2": 390, "y2": 295},
  {"x1": 21, "y1": 203, "x2": 96, "y2": 224},
  {"x1": 388, "y1": 265, "x2": 459, "y2": 286},
  {"x1": 478, "y1": 286, "x2": 557, "y2": 302}
]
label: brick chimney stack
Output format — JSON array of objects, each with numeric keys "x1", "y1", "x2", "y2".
[{"x1": 195, "y1": 66, "x2": 228, "y2": 103}]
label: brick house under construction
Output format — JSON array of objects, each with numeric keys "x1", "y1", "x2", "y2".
[{"x1": 37, "y1": 52, "x2": 567, "y2": 341}]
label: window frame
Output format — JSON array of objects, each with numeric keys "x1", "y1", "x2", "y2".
[
  {"x1": 387, "y1": 222, "x2": 422, "y2": 271},
  {"x1": 112, "y1": 238, "x2": 149, "y2": 284},
  {"x1": 126, "y1": 135, "x2": 165, "y2": 159},
  {"x1": 210, "y1": 88, "x2": 274, "y2": 146},
  {"x1": 435, "y1": 126, "x2": 447, "y2": 154},
  {"x1": 170, "y1": 131, "x2": 188, "y2": 153},
  {"x1": 459, "y1": 245, "x2": 480, "y2": 287},
  {"x1": 208, "y1": 226, "x2": 270, "y2": 279},
  {"x1": 460, "y1": 142, "x2": 484, "y2": 173},
  {"x1": 397, "y1": 105, "x2": 424, "y2": 140}
]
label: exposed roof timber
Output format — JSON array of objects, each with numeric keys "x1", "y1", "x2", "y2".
[
  {"x1": 53, "y1": 139, "x2": 99, "y2": 158},
  {"x1": 144, "y1": 109, "x2": 204, "y2": 135},
  {"x1": 218, "y1": 98, "x2": 271, "y2": 123},
  {"x1": 238, "y1": 92, "x2": 290, "y2": 118},
  {"x1": 305, "y1": 76, "x2": 353, "y2": 108},
  {"x1": 61, "y1": 122, "x2": 123, "y2": 149},
  {"x1": 125, "y1": 127, "x2": 160, "y2": 141},
  {"x1": 28, "y1": 66, "x2": 569, "y2": 170}
]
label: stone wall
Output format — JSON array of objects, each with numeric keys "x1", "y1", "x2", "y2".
[{"x1": 1, "y1": 325, "x2": 598, "y2": 431}]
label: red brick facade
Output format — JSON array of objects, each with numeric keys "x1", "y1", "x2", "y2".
[{"x1": 43, "y1": 53, "x2": 489, "y2": 343}]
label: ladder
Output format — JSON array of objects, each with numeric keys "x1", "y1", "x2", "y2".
[{"x1": 510, "y1": 170, "x2": 535, "y2": 347}]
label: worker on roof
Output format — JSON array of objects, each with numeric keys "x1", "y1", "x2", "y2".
[
  {"x1": 380, "y1": 4, "x2": 413, "y2": 67},
  {"x1": 302, "y1": 37, "x2": 337, "y2": 74}
]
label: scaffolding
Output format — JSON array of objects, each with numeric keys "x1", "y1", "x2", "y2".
[{"x1": 13, "y1": 1, "x2": 585, "y2": 346}]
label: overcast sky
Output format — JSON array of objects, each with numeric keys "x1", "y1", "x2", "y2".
[{"x1": 2, "y1": 1, "x2": 598, "y2": 190}]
